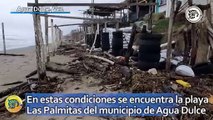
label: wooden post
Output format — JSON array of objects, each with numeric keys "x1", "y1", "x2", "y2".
[
  {"x1": 59, "y1": 29, "x2": 62, "y2": 42},
  {"x1": 45, "y1": 15, "x2": 50, "y2": 62},
  {"x1": 33, "y1": 0, "x2": 46, "y2": 81},
  {"x1": 55, "y1": 25, "x2": 59, "y2": 47},
  {"x1": 120, "y1": 10, "x2": 122, "y2": 22},
  {"x1": 113, "y1": 11, "x2": 116, "y2": 20},
  {"x1": 183, "y1": 27, "x2": 191, "y2": 64},
  {"x1": 89, "y1": 23, "x2": 99, "y2": 54},
  {"x1": 188, "y1": 0, "x2": 197, "y2": 65},
  {"x1": 211, "y1": 0, "x2": 213, "y2": 24},
  {"x1": 195, "y1": 22, "x2": 209, "y2": 64},
  {"x1": 136, "y1": 0, "x2": 139, "y2": 20},
  {"x1": 166, "y1": 0, "x2": 175, "y2": 71},
  {"x1": 54, "y1": 25, "x2": 58, "y2": 49},
  {"x1": 91, "y1": 0, "x2": 94, "y2": 34},
  {"x1": 116, "y1": 22, "x2": 119, "y2": 31},
  {"x1": 51, "y1": 19, "x2": 56, "y2": 56},
  {"x1": 148, "y1": 1, "x2": 153, "y2": 31},
  {"x1": 84, "y1": 26, "x2": 87, "y2": 44},
  {"x1": 104, "y1": 22, "x2": 107, "y2": 32},
  {"x1": 127, "y1": 5, "x2": 130, "y2": 22},
  {"x1": 58, "y1": 28, "x2": 62, "y2": 45},
  {"x1": 1, "y1": 23, "x2": 6, "y2": 54}
]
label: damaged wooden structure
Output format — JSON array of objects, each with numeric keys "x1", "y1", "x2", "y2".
[
  {"x1": 166, "y1": 0, "x2": 213, "y2": 72},
  {"x1": 27, "y1": 0, "x2": 157, "y2": 81},
  {"x1": 1, "y1": 0, "x2": 213, "y2": 119}
]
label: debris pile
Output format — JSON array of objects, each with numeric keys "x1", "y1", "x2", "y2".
[{"x1": 0, "y1": 44, "x2": 213, "y2": 119}]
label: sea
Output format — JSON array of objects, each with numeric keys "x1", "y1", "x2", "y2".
[{"x1": 0, "y1": 37, "x2": 35, "y2": 51}]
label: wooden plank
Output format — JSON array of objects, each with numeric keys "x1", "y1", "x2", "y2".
[
  {"x1": 51, "y1": 23, "x2": 84, "y2": 28},
  {"x1": 33, "y1": 0, "x2": 46, "y2": 81},
  {"x1": 1, "y1": 23, "x2": 6, "y2": 54},
  {"x1": 166, "y1": 0, "x2": 175, "y2": 71},
  {"x1": 45, "y1": 15, "x2": 50, "y2": 62}
]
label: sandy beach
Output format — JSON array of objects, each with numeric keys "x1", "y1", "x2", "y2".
[
  {"x1": 0, "y1": 46, "x2": 36, "y2": 92},
  {"x1": 0, "y1": 46, "x2": 114, "y2": 120}
]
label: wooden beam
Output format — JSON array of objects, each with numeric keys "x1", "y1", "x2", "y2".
[
  {"x1": 38, "y1": 14, "x2": 119, "y2": 22},
  {"x1": 27, "y1": 2, "x2": 156, "y2": 7},
  {"x1": 33, "y1": 0, "x2": 46, "y2": 81},
  {"x1": 48, "y1": 23, "x2": 100, "y2": 28},
  {"x1": 1, "y1": 23, "x2": 6, "y2": 54},
  {"x1": 166, "y1": 0, "x2": 175, "y2": 71},
  {"x1": 44, "y1": 15, "x2": 50, "y2": 62}
]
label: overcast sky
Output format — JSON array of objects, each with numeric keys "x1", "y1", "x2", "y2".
[{"x1": 0, "y1": 0, "x2": 123, "y2": 47}]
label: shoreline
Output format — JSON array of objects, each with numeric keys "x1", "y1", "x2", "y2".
[{"x1": 0, "y1": 45, "x2": 35, "y2": 53}]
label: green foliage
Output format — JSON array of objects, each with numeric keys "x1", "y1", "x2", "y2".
[
  {"x1": 153, "y1": 18, "x2": 184, "y2": 33},
  {"x1": 153, "y1": 18, "x2": 169, "y2": 33}
]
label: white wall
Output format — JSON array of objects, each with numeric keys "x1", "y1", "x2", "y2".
[{"x1": 158, "y1": 4, "x2": 167, "y2": 13}]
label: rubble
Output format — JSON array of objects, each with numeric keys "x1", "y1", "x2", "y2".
[{"x1": 0, "y1": 44, "x2": 213, "y2": 119}]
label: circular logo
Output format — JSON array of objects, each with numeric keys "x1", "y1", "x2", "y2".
[
  {"x1": 185, "y1": 6, "x2": 203, "y2": 23},
  {"x1": 5, "y1": 95, "x2": 23, "y2": 113}
]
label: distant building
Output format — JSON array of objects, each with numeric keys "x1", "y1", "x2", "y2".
[{"x1": 155, "y1": 0, "x2": 208, "y2": 17}]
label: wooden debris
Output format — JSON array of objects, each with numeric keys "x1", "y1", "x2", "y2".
[
  {"x1": 26, "y1": 70, "x2": 37, "y2": 78},
  {"x1": 0, "y1": 53, "x2": 25, "y2": 56},
  {"x1": 46, "y1": 62, "x2": 80, "y2": 74},
  {"x1": 1, "y1": 81, "x2": 23, "y2": 86},
  {"x1": 85, "y1": 55, "x2": 115, "y2": 65},
  {"x1": 0, "y1": 82, "x2": 28, "y2": 98}
]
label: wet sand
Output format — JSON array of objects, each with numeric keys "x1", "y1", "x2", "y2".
[
  {"x1": 0, "y1": 46, "x2": 36, "y2": 92},
  {"x1": 0, "y1": 46, "x2": 117, "y2": 120}
]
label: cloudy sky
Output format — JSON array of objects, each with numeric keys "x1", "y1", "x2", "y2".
[{"x1": 0, "y1": 0, "x2": 123, "y2": 49}]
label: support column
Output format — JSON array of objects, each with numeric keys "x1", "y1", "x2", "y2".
[{"x1": 33, "y1": 0, "x2": 46, "y2": 81}]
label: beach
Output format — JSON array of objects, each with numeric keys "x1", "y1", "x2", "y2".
[
  {"x1": 0, "y1": 46, "x2": 114, "y2": 120},
  {"x1": 0, "y1": 46, "x2": 36, "y2": 92}
]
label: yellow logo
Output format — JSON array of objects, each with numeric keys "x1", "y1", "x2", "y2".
[{"x1": 5, "y1": 95, "x2": 23, "y2": 113}]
